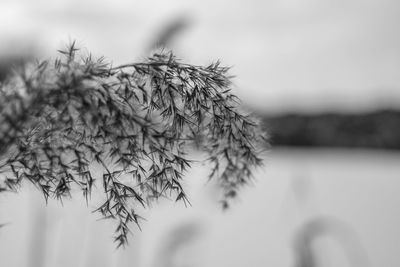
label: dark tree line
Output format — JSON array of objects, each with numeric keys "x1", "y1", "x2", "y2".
[{"x1": 264, "y1": 109, "x2": 400, "y2": 150}]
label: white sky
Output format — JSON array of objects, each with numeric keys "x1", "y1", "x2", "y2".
[{"x1": 1, "y1": 0, "x2": 400, "y2": 112}]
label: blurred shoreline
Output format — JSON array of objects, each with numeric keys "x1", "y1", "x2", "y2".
[{"x1": 262, "y1": 109, "x2": 400, "y2": 150}]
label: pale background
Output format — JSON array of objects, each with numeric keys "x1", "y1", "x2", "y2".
[{"x1": 1, "y1": 0, "x2": 400, "y2": 113}]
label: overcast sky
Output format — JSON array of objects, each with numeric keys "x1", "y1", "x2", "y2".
[{"x1": 1, "y1": 0, "x2": 400, "y2": 113}]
